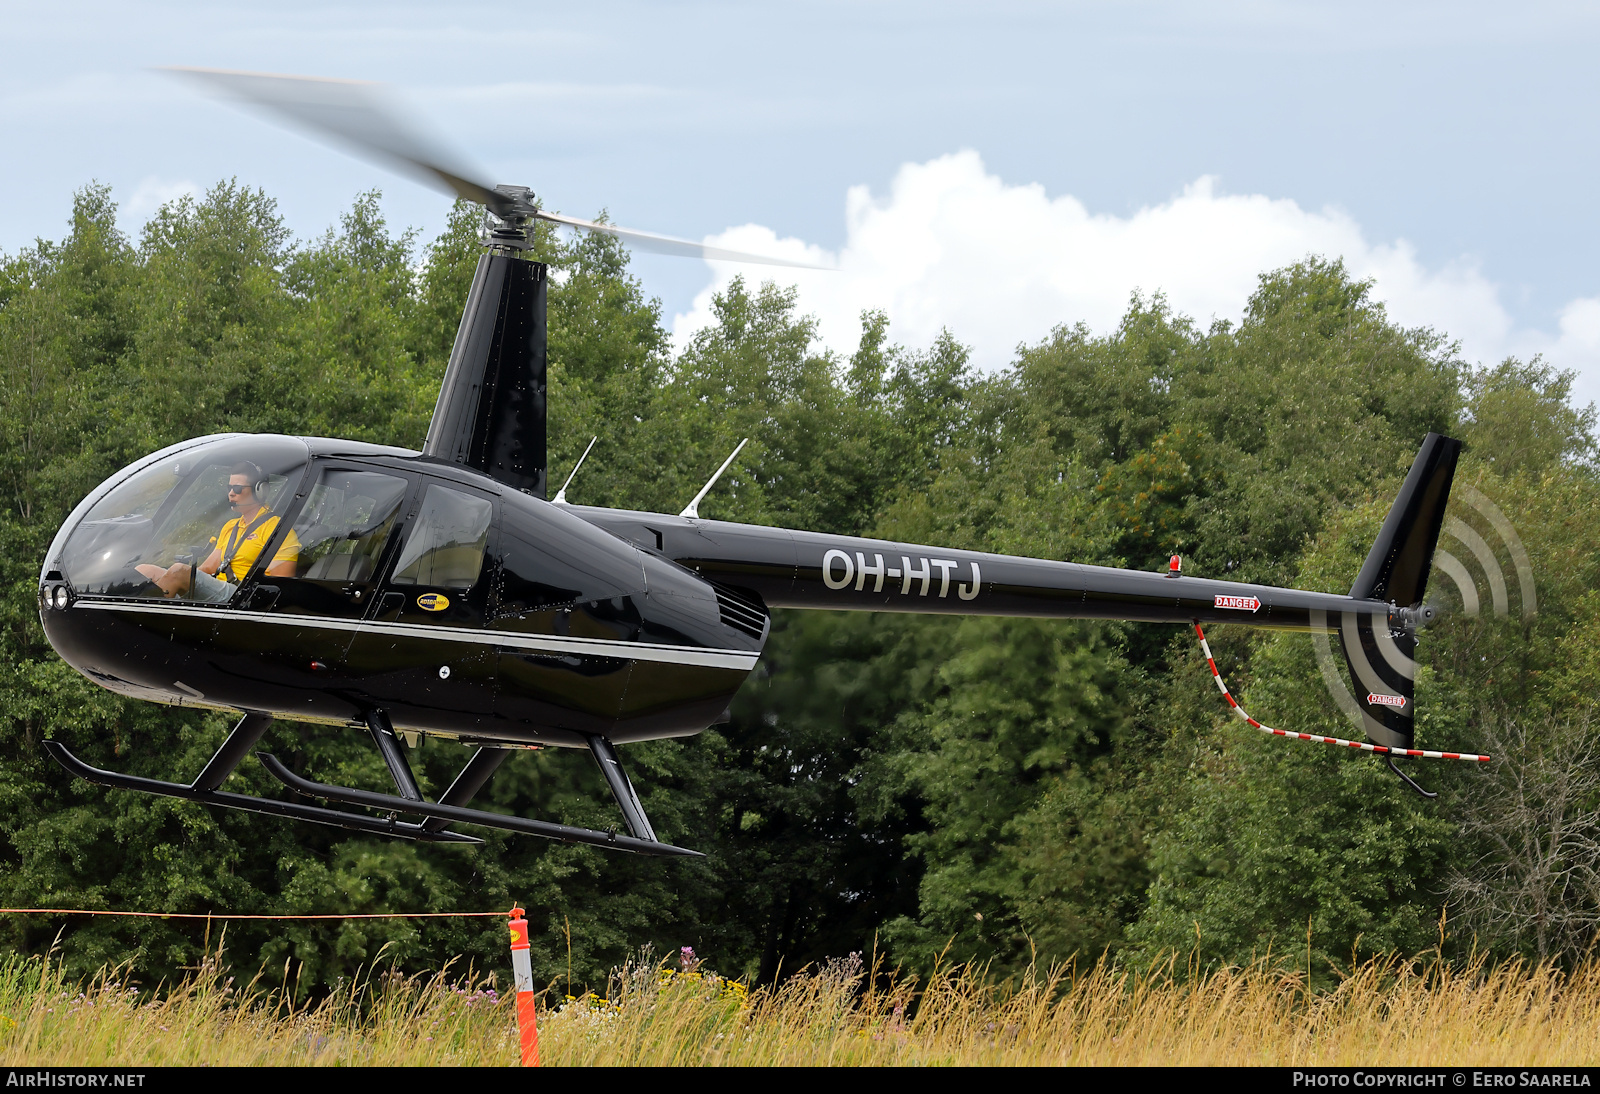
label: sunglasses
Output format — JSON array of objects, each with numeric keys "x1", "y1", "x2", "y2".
[{"x1": 227, "y1": 484, "x2": 251, "y2": 495}]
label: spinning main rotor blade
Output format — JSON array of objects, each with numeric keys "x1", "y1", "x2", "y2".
[
  {"x1": 533, "y1": 209, "x2": 827, "y2": 268},
  {"x1": 166, "y1": 67, "x2": 511, "y2": 216},
  {"x1": 165, "y1": 67, "x2": 832, "y2": 269}
]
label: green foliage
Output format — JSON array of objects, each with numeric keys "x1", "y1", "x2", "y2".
[
  {"x1": 1, "y1": 182, "x2": 1595, "y2": 997},
  {"x1": 1462, "y1": 357, "x2": 1597, "y2": 477},
  {"x1": 545, "y1": 223, "x2": 670, "y2": 510},
  {"x1": 697, "y1": 609, "x2": 945, "y2": 983},
  {"x1": 879, "y1": 617, "x2": 1146, "y2": 972}
]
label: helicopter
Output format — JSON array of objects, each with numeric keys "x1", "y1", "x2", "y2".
[{"x1": 36, "y1": 69, "x2": 1471, "y2": 858}]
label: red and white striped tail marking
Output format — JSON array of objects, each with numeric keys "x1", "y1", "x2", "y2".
[{"x1": 1193, "y1": 624, "x2": 1490, "y2": 763}]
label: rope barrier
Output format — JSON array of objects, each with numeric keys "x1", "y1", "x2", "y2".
[
  {"x1": 1194, "y1": 623, "x2": 1491, "y2": 762},
  {"x1": 0, "y1": 908, "x2": 513, "y2": 920}
]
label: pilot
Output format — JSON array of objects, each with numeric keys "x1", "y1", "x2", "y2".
[{"x1": 136, "y1": 462, "x2": 300, "y2": 601}]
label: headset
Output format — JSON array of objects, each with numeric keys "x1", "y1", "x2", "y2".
[{"x1": 230, "y1": 461, "x2": 270, "y2": 498}]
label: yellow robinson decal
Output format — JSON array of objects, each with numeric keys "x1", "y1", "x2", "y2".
[{"x1": 416, "y1": 593, "x2": 451, "y2": 612}]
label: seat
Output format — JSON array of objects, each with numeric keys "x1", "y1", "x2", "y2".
[{"x1": 304, "y1": 544, "x2": 355, "y2": 582}]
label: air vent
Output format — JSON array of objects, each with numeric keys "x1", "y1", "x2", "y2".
[{"x1": 713, "y1": 584, "x2": 769, "y2": 641}]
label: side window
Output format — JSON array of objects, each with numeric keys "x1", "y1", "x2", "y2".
[
  {"x1": 391, "y1": 484, "x2": 493, "y2": 590},
  {"x1": 291, "y1": 470, "x2": 410, "y2": 584}
]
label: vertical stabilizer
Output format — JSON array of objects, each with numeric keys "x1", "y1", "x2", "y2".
[
  {"x1": 1336, "y1": 432, "x2": 1462, "y2": 750},
  {"x1": 1349, "y1": 432, "x2": 1461, "y2": 605}
]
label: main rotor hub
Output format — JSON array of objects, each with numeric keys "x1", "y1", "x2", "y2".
[{"x1": 482, "y1": 184, "x2": 540, "y2": 250}]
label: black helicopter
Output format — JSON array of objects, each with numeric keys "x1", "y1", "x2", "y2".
[{"x1": 37, "y1": 70, "x2": 1463, "y2": 858}]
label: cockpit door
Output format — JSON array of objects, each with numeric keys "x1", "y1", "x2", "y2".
[
  {"x1": 208, "y1": 464, "x2": 414, "y2": 721},
  {"x1": 244, "y1": 465, "x2": 414, "y2": 623},
  {"x1": 376, "y1": 482, "x2": 498, "y2": 630},
  {"x1": 342, "y1": 479, "x2": 500, "y2": 734}
]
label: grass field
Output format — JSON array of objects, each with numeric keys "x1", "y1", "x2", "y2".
[{"x1": 0, "y1": 942, "x2": 1595, "y2": 1066}]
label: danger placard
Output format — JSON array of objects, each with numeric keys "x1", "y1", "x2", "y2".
[
  {"x1": 1367, "y1": 692, "x2": 1407, "y2": 709},
  {"x1": 1214, "y1": 594, "x2": 1261, "y2": 612}
]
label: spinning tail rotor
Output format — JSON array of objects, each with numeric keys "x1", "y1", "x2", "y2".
[{"x1": 1311, "y1": 471, "x2": 1536, "y2": 749}]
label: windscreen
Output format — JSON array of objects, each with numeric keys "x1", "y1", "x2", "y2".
[{"x1": 60, "y1": 437, "x2": 308, "y2": 598}]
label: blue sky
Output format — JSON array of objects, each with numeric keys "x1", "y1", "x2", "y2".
[{"x1": 6, "y1": 1, "x2": 1600, "y2": 399}]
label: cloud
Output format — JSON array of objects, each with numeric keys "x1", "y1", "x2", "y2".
[
  {"x1": 672, "y1": 150, "x2": 1600, "y2": 408},
  {"x1": 1535, "y1": 297, "x2": 1600, "y2": 405}
]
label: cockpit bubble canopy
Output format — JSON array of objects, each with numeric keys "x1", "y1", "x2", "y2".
[{"x1": 60, "y1": 436, "x2": 309, "y2": 599}]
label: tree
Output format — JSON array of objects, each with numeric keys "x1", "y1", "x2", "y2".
[{"x1": 5, "y1": 179, "x2": 1598, "y2": 992}]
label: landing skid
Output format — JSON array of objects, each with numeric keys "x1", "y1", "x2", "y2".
[
  {"x1": 44, "y1": 710, "x2": 701, "y2": 858},
  {"x1": 43, "y1": 738, "x2": 482, "y2": 844},
  {"x1": 255, "y1": 754, "x2": 696, "y2": 856}
]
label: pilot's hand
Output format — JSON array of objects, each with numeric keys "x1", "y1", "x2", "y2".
[{"x1": 135, "y1": 563, "x2": 191, "y2": 598}]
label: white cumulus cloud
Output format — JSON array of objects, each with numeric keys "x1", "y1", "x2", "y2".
[
  {"x1": 1541, "y1": 297, "x2": 1600, "y2": 393},
  {"x1": 672, "y1": 151, "x2": 1600, "y2": 408}
]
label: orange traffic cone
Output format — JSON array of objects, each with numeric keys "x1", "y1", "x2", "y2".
[{"x1": 508, "y1": 907, "x2": 539, "y2": 1066}]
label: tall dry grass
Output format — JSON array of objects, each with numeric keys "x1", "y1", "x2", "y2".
[
  {"x1": 1, "y1": 941, "x2": 1596, "y2": 1066},
  {"x1": 0, "y1": 944, "x2": 514, "y2": 1066}
]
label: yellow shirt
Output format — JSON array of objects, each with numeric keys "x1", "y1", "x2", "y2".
[{"x1": 209, "y1": 511, "x2": 301, "y2": 582}]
